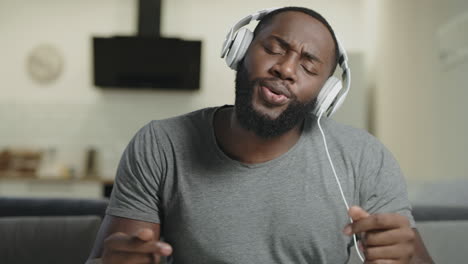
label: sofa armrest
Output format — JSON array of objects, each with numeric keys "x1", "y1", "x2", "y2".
[{"x1": 0, "y1": 215, "x2": 102, "y2": 264}]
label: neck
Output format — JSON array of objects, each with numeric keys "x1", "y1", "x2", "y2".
[{"x1": 214, "y1": 106, "x2": 304, "y2": 164}]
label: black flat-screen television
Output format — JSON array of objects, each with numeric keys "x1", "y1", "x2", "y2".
[{"x1": 93, "y1": 36, "x2": 201, "y2": 90}]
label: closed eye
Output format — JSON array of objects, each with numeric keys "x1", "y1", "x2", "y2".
[
  {"x1": 301, "y1": 65, "x2": 317, "y2": 76},
  {"x1": 264, "y1": 46, "x2": 284, "y2": 55}
]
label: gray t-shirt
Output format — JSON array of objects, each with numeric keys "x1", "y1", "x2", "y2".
[{"x1": 107, "y1": 106, "x2": 414, "y2": 264}]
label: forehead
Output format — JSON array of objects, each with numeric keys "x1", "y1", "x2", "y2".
[{"x1": 256, "y1": 11, "x2": 335, "y2": 61}]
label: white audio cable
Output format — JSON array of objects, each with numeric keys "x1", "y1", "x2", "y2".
[{"x1": 316, "y1": 111, "x2": 365, "y2": 263}]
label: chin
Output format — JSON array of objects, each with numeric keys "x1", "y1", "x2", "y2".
[
  {"x1": 252, "y1": 103, "x2": 285, "y2": 120},
  {"x1": 251, "y1": 87, "x2": 287, "y2": 120},
  {"x1": 252, "y1": 100, "x2": 287, "y2": 120}
]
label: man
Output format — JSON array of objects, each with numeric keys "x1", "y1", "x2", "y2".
[{"x1": 88, "y1": 7, "x2": 433, "y2": 264}]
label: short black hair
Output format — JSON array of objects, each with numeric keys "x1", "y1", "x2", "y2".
[{"x1": 253, "y1": 7, "x2": 339, "y2": 75}]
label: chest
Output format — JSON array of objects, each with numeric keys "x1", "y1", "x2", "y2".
[{"x1": 161, "y1": 158, "x2": 355, "y2": 263}]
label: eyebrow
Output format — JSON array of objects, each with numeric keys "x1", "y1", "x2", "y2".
[{"x1": 271, "y1": 35, "x2": 323, "y2": 64}]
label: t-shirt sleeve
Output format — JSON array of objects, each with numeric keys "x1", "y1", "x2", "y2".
[
  {"x1": 106, "y1": 121, "x2": 165, "y2": 224},
  {"x1": 358, "y1": 137, "x2": 416, "y2": 228}
]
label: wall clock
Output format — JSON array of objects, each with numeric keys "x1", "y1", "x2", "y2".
[{"x1": 26, "y1": 44, "x2": 64, "y2": 84}]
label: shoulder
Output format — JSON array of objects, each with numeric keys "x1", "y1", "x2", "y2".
[
  {"x1": 128, "y1": 107, "x2": 219, "y2": 154},
  {"x1": 315, "y1": 117, "x2": 382, "y2": 149},
  {"x1": 140, "y1": 107, "x2": 217, "y2": 137},
  {"x1": 308, "y1": 117, "x2": 396, "y2": 169}
]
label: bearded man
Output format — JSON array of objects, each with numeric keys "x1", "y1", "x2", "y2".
[{"x1": 87, "y1": 6, "x2": 433, "y2": 264}]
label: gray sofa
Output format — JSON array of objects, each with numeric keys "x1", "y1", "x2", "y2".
[
  {"x1": 411, "y1": 206, "x2": 468, "y2": 263},
  {"x1": 1, "y1": 197, "x2": 467, "y2": 264},
  {"x1": 0, "y1": 197, "x2": 108, "y2": 264}
]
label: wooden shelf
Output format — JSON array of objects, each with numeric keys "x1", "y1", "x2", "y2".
[{"x1": 0, "y1": 175, "x2": 114, "y2": 199}]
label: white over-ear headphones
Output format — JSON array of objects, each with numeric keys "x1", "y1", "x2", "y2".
[{"x1": 220, "y1": 7, "x2": 351, "y2": 118}]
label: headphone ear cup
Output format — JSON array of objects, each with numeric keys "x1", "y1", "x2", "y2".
[
  {"x1": 225, "y1": 28, "x2": 253, "y2": 70},
  {"x1": 313, "y1": 76, "x2": 343, "y2": 116}
]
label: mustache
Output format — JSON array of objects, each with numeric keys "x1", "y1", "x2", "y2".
[
  {"x1": 256, "y1": 78, "x2": 294, "y2": 100},
  {"x1": 235, "y1": 67, "x2": 294, "y2": 99},
  {"x1": 259, "y1": 78, "x2": 292, "y2": 98},
  {"x1": 236, "y1": 77, "x2": 296, "y2": 100}
]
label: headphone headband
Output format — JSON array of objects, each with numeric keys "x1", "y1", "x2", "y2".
[{"x1": 221, "y1": 8, "x2": 280, "y2": 58}]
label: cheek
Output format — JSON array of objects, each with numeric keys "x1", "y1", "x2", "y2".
[
  {"x1": 243, "y1": 47, "x2": 274, "y2": 78},
  {"x1": 296, "y1": 77, "x2": 329, "y2": 103}
]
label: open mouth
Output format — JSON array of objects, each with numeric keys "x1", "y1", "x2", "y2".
[
  {"x1": 259, "y1": 79, "x2": 292, "y2": 98},
  {"x1": 260, "y1": 86, "x2": 290, "y2": 106}
]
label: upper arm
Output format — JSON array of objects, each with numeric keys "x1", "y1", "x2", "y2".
[
  {"x1": 358, "y1": 137, "x2": 415, "y2": 227},
  {"x1": 88, "y1": 215, "x2": 161, "y2": 259},
  {"x1": 106, "y1": 121, "x2": 165, "y2": 224}
]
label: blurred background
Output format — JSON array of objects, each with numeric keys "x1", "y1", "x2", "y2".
[{"x1": 0, "y1": 0, "x2": 467, "y2": 204}]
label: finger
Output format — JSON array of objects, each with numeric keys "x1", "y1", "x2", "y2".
[
  {"x1": 348, "y1": 206, "x2": 370, "y2": 221},
  {"x1": 351, "y1": 213, "x2": 410, "y2": 234},
  {"x1": 104, "y1": 232, "x2": 158, "y2": 253},
  {"x1": 363, "y1": 243, "x2": 414, "y2": 262},
  {"x1": 343, "y1": 206, "x2": 370, "y2": 235},
  {"x1": 134, "y1": 228, "x2": 155, "y2": 242},
  {"x1": 105, "y1": 232, "x2": 174, "y2": 256},
  {"x1": 155, "y1": 241, "x2": 173, "y2": 256},
  {"x1": 365, "y1": 228, "x2": 415, "y2": 247},
  {"x1": 133, "y1": 229, "x2": 173, "y2": 256},
  {"x1": 103, "y1": 250, "x2": 154, "y2": 264},
  {"x1": 364, "y1": 260, "x2": 398, "y2": 264},
  {"x1": 133, "y1": 229, "x2": 173, "y2": 255}
]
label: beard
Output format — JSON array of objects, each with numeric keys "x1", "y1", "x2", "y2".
[{"x1": 234, "y1": 63, "x2": 317, "y2": 139}]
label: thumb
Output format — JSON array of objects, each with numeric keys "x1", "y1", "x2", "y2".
[
  {"x1": 348, "y1": 206, "x2": 370, "y2": 221},
  {"x1": 134, "y1": 228, "x2": 155, "y2": 242}
]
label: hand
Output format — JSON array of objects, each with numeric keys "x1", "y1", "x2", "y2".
[
  {"x1": 343, "y1": 206, "x2": 415, "y2": 264},
  {"x1": 102, "y1": 228, "x2": 173, "y2": 264}
]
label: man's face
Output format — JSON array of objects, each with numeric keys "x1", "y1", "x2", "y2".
[{"x1": 234, "y1": 11, "x2": 336, "y2": 138}]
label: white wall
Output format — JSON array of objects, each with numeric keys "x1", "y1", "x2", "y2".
[
  {"x1": 3, "y1": 0, "x2": 467, "y2": 189},
  {"x1": 0, "y1": 0, "x2": 367, "y2": 179},
  {"x1": 371, "y1": 0, "x2": 468, "y2": 183}
]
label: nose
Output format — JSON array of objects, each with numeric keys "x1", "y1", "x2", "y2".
[{"x1": 269, "y1": 53, "x2": 298, "y2": 83}]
